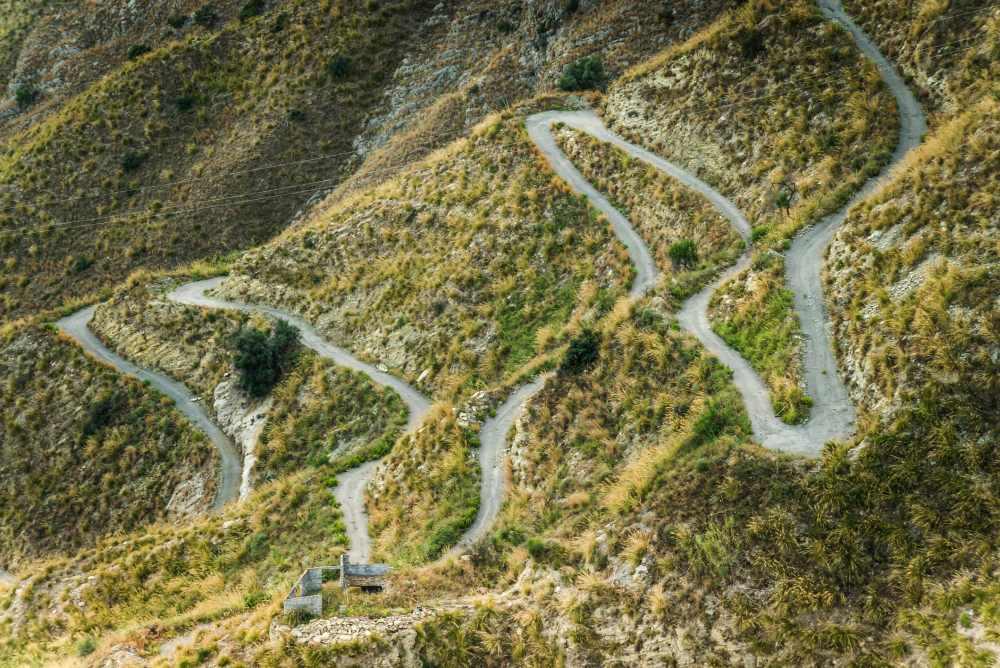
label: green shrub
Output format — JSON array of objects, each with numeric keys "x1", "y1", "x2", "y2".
[
  {"x1": 326, "y1": 54, "x2": 352, "y2": 78},
  {"x1": 167, "y1": 13, "x2": 187, "y2": 29},
  {"x1": 126, "y1": 44, "x2": 151, "y2": 60},
  {"x1": 240, "y1": 0, "x2": 266, "y2": 21},
  {"x1": 243, "y1": 590, "x2": 269, "y2": 609},
  {"x1": 560, "y1": 329, "x2": 600, "y2": 375},
  {"x1": 558, "y1": 56, "x2": 605, "y2": 91},
  {"x1": 69, "y1": 255, "x2": 93, "y2": 274},
  {"x1": 82, "y1": 391, "x2": 124, "y2": 438},
  {"x1": 668, "y1": 239, "x2": 698, "y2": 269},
  {"x1": 175, "y1": 94, "x2": 196, "y2": 112},
  {"x1": 233, "y1": 320, "x2": 300, "y2": 397},
  {"x1": 77, "y1": 638, "x2": 97, "y2": 657},
  {"x1": 496, "y1": 18, "x2": 515, "y2": 33},
  {"x1": 526, "y1": 537, "x2": 547, "y2": 559},
  {"x1": 121, "y1": 151, "x2": 147, "y2": 172},
  {"x1": 193, "y1": 5, "x2": 219, "y2": 27},
  {"x1": 14, "y1": 84, "x2": 37, "y2": 109},
  {"x1": 737, "y1": 27, "x2": 765, "y2": 59}
]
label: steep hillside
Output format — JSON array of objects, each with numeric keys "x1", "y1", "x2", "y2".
[
  {"x1": 0, "y1": 326, "x2": 217, "y2": 567},
  {"x1": 0, "y1": 0, "x2": 441, "y2": 320},
  {"x1": 601, "y1": 0, "x2": 900, "y2": 415},
  {"x1": 827, "y1": 96, "x2": 998, "y2": 437},
  {"x1": 841, "y1": 0, "x2": 999, "y2": 114},
  {"x1": 215, "y1": 112, "x2": 632, "y2": 397},
  {"x1": 0, "y1": 0, "x2": 996, "y2": 666},
  {"x1": 0, "y1": 0, "x2": 733, "y2": 323}
]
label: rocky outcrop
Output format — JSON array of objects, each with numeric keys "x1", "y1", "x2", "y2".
[{"x1": 213, "y1": 376, "x2": 271, "y2": 500}]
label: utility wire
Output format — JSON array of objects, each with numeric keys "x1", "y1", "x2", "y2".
[{"x1": 0, "y1": 39, "x2": 989, "y2": 238}]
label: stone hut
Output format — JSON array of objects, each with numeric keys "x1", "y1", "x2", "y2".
[
  {"x1": 283, "y1": 557, "x2": 391, "y2": 616},
  {"x1": 340, "y1": 554, "x2": 391, "y2": 593}
]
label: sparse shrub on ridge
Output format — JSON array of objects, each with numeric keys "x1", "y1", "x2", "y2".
[
  {"x1": 193, "y1": 5, "x2": 219, "y2": 28},
  {"x1": 126, "y1": 44, "x2": 151, "y2": 60},
  {"x1": 240, "y1": 0, "x2": 266, "y2": 22},
  {"x1": 14, "y1": 83, "x2": 37, "y2": 108},
  {"x1": 327, "y1": 54, "x2": 352, "y2": 78},
  {"x1": 120, "y1": 150, "x2": 147, "y2": 172}
]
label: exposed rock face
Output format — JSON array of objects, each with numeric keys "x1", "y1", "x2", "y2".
[
  {"x1": 164, "y1": 471, "x2": 211, "y2": 519},
  {"x1": 213, "y1": 376, "x2": 272, "y2": 500}
]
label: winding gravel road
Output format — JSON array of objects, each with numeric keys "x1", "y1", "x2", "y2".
[
  {"x1": 454, "y1": 376, "x2": 548, "y2": 552},
  {"x1": 169, "y1": 277, "x2": 434, "y2": 562},
  {"x1": 58, "y1": 277, "x2": 546, "y2": 562},
  {"x1": 525, "y1": 0, "x2": 924, "y2": 456},
  {"x1": 56, "y1": 307, "x2": 243, "y2": 508}
]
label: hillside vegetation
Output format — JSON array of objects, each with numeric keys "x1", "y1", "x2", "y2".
[
  {"x1": 842, "y1": 0, "x2": 1000, "y2": 114},
  {"x1": 601, "y1": 0, "x2": 899, "y2": 419},
  {"x1": 552, "y1": 126, "x2": 745, "y2": 301},
  {"x1": 0, "y1": 0, "x2": 440, "y2": 320},
  {"x1": 216, "y1": 113, "x2": 633, "y2": 398},
  {"x1": 827, "y1": 96, "x2": 999, "y2": 438},
  {"x1": 0, "y1": 0, "x2": 996, "y2": 665},
  {"x1": 0, "y1": 326, "x2": 216, "y2": 567}
]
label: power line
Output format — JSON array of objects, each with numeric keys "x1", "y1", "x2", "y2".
[
  {"x1": 0, "y1": 126, "x2": 463, "y2": 216},
  {"x1": 0, "y1": 36, "x2": 989, "y2": 239},
  {"x1": 0, "y1": 144, "x2": 470, "y2": 239}
]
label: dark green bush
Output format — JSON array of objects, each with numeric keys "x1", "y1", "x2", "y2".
[
  {"x1": 193, "y1": 5, "x2": 219, "y2": 27},
  {"x1": 76, "y1": 638, "x2": 96, "y2": 657},
  {"x1": 243, "y1": 590, "x2": 269, "y2": 609},
  {"x1": 126, "y1": 44, "x2": 151, "y2": 60},
  {"x1": 526, "y1": 537, "x2": 547, "y2": 559},
  {"x1": 233, "y1": 320, "x2": 300, "y2": 397},
  {"x1": 69, "y1": 255, "x2": 93, "y2": 274},
  {"x1": 496, "y1": 18, "x2": 515, "y2": 33},
  {"x1": 668, "y1": 239, "x2": 698, "y2": 269},
  {"x1": 737, "y1": 27, "x2": 765, "y2": 59},
  {"x1": 121, "y1": 151, "x2": 148, "y2": 172},
  {"x1": 558, "y1": 55, "x2": 605, "y2": 91},
  {"x1": 175, "y1": 94, "x2": 196, "y2": 112},
  {"x1": 559, "y1": 329, "x2": 600, "y2": 375},
  {"x1": 240, "y1": 0, "x2": 266, "y2": 21},
  {"x1": 82, "y1": 391, "x2": 124, "y2": 438},
  {"x1": 14, "y1": 84, "x2": 37, "y2": 109},
  {"x1": 167, "y1": 13, "x2": 187, "y2": 29},
  {"x1": 326, "y1": 54, "x2": 352, "y2": 78}
]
